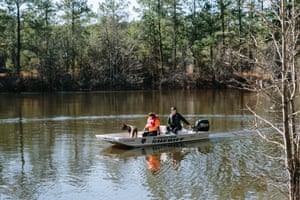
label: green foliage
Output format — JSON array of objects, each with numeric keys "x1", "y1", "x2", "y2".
[{"x1": 0, "y1": 0, "x2": 286, "y2": 91}]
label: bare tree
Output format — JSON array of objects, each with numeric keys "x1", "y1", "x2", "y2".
[{"x1": 238, "y1": 0, "x2": 300, "y2": 199}]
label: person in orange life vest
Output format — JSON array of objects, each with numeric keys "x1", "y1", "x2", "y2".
[{"x1": 143, "y1": 112, "x2": 160, "y2": 137}]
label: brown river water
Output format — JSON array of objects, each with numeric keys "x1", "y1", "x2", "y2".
[{"x1": 0, "y1": 89, "x2": 286, "y2": 200}]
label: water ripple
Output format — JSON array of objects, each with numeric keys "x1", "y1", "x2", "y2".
[
  {"x1": 0, "y1": 115, "x2": 145, "y2": 125},
  {"x1": 0, "y1": 114, "x2": 252, "y2": 125}
]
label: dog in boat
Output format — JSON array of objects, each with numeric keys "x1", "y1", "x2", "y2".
[{"x1": 122, "y1": 123, "x2": 138, "y2": 138}]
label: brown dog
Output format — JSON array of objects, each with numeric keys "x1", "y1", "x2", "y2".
[{"x1": 122, "y1": 123, "x2": 138, "y2": 138}]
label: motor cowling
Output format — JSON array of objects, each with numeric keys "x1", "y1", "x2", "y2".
[{"x1": 192, "y1": 119, "x2": 209, "y2": 131}]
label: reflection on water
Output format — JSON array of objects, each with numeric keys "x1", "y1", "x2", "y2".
[
  {"x1": 99, "y1": 139, "x2": 276, "y2": 199},
  {"x1": 0, "y1": 90, "x2": 287, "y2": 200},
  {"x1": 100, "y1": 143, "x2": 204, "y2": 175},
  {"x1": 146, "y1": 154, "x2": 160, "y2": 174}
]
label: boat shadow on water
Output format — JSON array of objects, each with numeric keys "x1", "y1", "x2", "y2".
[{"x1": 98, "y1": 141, "x2": 213, "y2": 174}]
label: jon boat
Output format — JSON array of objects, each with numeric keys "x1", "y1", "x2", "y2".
[{"x1": 96, "y1": 119, "x2": 210, "y2": 148}]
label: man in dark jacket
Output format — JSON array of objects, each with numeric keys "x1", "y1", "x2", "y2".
[{"x1": 167, "y1": 106, "x2": 190, "y2": 134}]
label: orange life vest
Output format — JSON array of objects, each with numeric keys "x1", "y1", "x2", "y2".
[{"x1": 146, "y1": 115, "x2": 160, "y2": 132}]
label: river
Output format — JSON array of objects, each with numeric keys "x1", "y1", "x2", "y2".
[{"x1": 0, "y1": 89, "x2": 286, "y2": 200}]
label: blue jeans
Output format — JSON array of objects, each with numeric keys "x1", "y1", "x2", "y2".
[{"x1": 167, "y1": 126, "x2": 181, "y2": 134}]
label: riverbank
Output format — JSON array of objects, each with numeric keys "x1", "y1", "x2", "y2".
[{"x1": 0, "y1": 71, "x2": 245, "y2": 92}]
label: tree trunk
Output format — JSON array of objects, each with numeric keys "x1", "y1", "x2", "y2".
[
  {"x1": 157, "y1": 0, "x2": 164, "y2": 75},
  {"x1": 172, "y1": 0, "x2": 177, "y2": 70},
  {"x1": 220, "y1": 0, "x2": 225, "y2": 54},
  {"x1": 16, "y1": 0, "x2": 21, "y2": 79},
  {"x1": 280, "y1": 0, "x2": 300, "y2": 199}
]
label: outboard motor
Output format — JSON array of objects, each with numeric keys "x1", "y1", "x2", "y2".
[{"x1": 192, "y1": 119, "x2": 209, "y2": 131}]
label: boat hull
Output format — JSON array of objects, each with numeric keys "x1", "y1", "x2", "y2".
[{"x1": 96, "y1": 129, "x2": 209, "y2": 148}]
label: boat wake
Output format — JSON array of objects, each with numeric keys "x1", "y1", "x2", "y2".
[
  {"x1": 0, "y1": 114, "x2": 146, "y2": 124},
  {"x1": 0, "y1": 114, "x2": 252, "y2": 125},
  {"x1": 209, "y1": 129, "x2": 259, "y2": 140}
]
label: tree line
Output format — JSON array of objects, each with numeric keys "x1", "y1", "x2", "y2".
[{"x1": 0, "y1": 0, "x2": 284, "y2": 91}]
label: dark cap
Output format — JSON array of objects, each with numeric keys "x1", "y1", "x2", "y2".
[{"x1": 148, "y1": 112, "x2": 156, "y2": 117}]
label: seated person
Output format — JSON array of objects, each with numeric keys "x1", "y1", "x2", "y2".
[
  {"x1": 143, "y1": 112, "x2": 160, "y2": 137},
  {"x1": 167, "y1": 106, "x2": 190, "y2": 134}
]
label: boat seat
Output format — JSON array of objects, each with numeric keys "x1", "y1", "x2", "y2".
[{"x1": 159, "y1": 125, "x2": 167, "y2": 135}]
